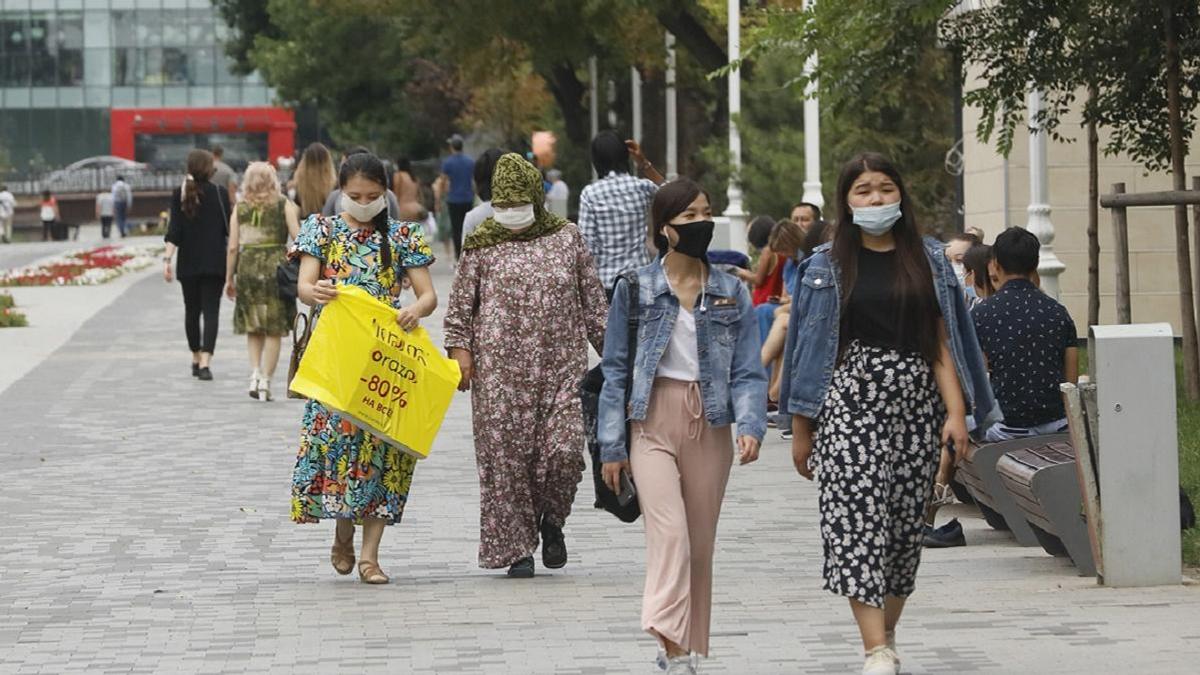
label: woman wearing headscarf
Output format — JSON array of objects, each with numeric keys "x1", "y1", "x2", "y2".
[{"x1": 444, "y1": 153, "x2": 608, "y2": 578}]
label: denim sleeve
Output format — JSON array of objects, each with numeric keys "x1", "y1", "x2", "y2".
[
  {"x1": 729, "y1": 283, "x2": 769, "y2": 442},
  {"x1": 778, "y1": 257, "x2": 809, "y2": 418},
  {"x1": 598, "y1": 277, "x2": 633, "y2": 463}
]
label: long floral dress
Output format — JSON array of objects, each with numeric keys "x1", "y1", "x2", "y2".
[
  {"x1": 290, "y1": 214, "x2": 435, "y2": 525},
  {"x1": 443, "y1": 223, "x2": 608, "y2": 567}
]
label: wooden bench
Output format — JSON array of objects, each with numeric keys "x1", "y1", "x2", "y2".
[
  {"x1": 996, "y1": 440, "x2": 1097, "y2": 576},
  {"x1": 954, "y1": 434, "x2": 1072, "y2": 547}
]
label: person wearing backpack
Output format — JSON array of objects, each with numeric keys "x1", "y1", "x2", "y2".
[{"x1": 598, "y1": 178, "x2": 766, "y2": 674}]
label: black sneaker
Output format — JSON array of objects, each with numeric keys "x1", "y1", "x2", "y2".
[
  {"x1": 767, "y1": 416, "x2": 778, "y2": 429},
  {"x1": 923, "y1": 519, "x2": 966, "y2": 548},
  {"x1": 540, "y1": 516, "x2": 567, "y2": 569},
  {"x1": 780, "y1": 428, "x2": 793, "y2": 441},
  {"x1": 192, "y1": 363, "x2": 201, "y2": 377},
  {"x1": 507, "y1": 556, "x2": 535, "y2": 578},
  {"x1": 197, "y1": 367, "x2": 213, "y2": 381}
]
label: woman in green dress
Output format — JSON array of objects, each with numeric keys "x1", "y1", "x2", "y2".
[{"x1": 225, "y1": 161, "x2": 300, "y2": 401}]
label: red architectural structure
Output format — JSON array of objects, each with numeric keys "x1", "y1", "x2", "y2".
[{"x1": 110, "y1": 108, "x2": 296, "y2": 165}]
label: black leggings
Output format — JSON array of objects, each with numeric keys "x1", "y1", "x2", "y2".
[
  {"x1": 180, "y1": 276, "x2": 223, "y2": 354},
  {"x1": 448, "y1": 201, "x2": 472, "y2": 260}
]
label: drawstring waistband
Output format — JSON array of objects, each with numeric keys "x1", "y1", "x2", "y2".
[{"x1": 684, "y1": 381, "x2": 703, "y2": 440}]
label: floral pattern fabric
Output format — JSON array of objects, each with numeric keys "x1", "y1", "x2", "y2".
[
  {"x1": 443, "y1": 223, "x2": 609, "y2": 567},
  {"x1": 289, "y1": 214, "x2": 434, "y2": 524}
]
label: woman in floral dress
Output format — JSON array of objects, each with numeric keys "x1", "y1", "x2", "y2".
[
  {"x1": 444, "y1": 153, "x2": 608, "y2": 578},
  {"x1": 290, "y1": 153, "x2": 436, "y2": 585}
]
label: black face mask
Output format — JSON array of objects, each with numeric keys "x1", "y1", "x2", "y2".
[{"x1": 668, "y1": 220, "x2": 715, "y2": 259}]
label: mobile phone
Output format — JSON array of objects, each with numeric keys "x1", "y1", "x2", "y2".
[{"x1": 617, "y1": 470, "x2": 637, "y2": 507}]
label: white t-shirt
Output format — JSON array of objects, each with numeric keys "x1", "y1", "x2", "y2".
[
  {"x1": 0, "y1": 190, "x2": 15, "y2": 219},
  {"x1": 546, "y1": 181, "x2": 569, "y2": 218},
  {"x1": 656, "y1": 301, "x2": 701, "y2": 382},
  {"x1": 96, "y1": 192, "x2": 114, "y2": 217},
  {"x1": 461, "y1": 201, "x2": 493, "y2": 240}
]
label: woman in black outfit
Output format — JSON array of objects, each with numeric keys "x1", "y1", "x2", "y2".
[{"x1": 164, "y1": 149, "x2": 231, "y2": 381}]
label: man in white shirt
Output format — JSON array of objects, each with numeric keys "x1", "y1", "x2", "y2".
[
  {"x1": 545, "y1": 169, "x2": 569, "y2": 218},
  {"x1": 0, "y1": 185, "x2": 15, "y2": 243},
  {"x1": 96, "y1": 190, "x2": 115, "y2": 239}
]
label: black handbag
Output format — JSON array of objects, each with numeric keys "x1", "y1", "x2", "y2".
[
  {"x1": 276, "y1": 257, "x2": 300, "y2": 303},
  {"x1": 581, "y1": 271, "x2": 641, "y2": 523}
]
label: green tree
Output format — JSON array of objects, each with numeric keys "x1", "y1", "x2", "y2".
[{"x1": 942, "y1": 0, "x2": 1200, "y2": 398}]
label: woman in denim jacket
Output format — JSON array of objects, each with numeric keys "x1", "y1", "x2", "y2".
[
  {"x1": 598, "y1": 179, "x2": 767, "y2": 674},
  {"x1": 779, "y1": 153, "x2": 998, "y2": 675}
]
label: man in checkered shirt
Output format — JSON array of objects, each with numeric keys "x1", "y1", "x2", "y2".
[{"x1": 577, "y1": 130, "x2": 666, "y2": 296}]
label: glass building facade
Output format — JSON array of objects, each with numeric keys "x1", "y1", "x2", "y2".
[{"x1": 0, "y1": 0, "x2": 288, "y2": 171}]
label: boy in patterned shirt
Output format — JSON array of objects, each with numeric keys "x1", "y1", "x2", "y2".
[{"x1": 973, "y1": 227, "x2": 1079, "y2": 442}]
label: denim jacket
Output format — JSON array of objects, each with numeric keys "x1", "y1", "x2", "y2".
[
  {"x1": 598, "y1": 259, "x2": 768, "y2": 462},
  {"x1": 779, "y1": 236, "x2": 1000, "y2": 431}
]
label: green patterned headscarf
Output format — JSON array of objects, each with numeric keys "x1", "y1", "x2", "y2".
[{"x1": 463, "y1": 153, "x2": 567, "y2": 251}]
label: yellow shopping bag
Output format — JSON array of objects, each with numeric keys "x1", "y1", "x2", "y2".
[{"x1": 289, "y1": 285, "x2": 461, "y2": 458}]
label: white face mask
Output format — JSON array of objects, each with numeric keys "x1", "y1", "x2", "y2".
[
  {"x1": 492, "y1": 204, "x2": 536, "y2": 230},
  {"x1": 951, "y1": 261, "x2": 967, "y2": 286},
  {"x1": 851, "y1": 201, "x2": 903, "y2": 236},
  {"x1": 340, "y1": 193, "x2": 387, "y2": 223}
]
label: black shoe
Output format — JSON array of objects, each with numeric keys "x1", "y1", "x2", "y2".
[
  {"x1": 923, "y1": 519, "x2": 966, "y2": 548},
  {"x1": 767, "y1": 416, "x2": 778, "y2": 429},
  {"x1": 780, "y1": 428, "x2": 793, "y2": 441},
  {"x1": 507, "y1": 557, "x2": 535, "y2": 578},
  {"x1": 192, "y1": 363, "x2": 201, "y2": 377},
  {"x1": 197, "y1": 367, "x2": 213, "y2": 381},
  {"x1": 540, "y1": 516, "x2": 567, "y2": 569}
]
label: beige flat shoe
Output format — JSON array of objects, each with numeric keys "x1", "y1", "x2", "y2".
[
  {"x1": 330, "y1": 529, "x2": 355, "y2": 575},
  {"x1": 358, "y1": 560, "x2": 390, "y2": 585}
]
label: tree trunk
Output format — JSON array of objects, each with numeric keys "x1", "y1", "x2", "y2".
[
  {"x1": 654, "y1": 3, "x2": 731, "y2": 76},
  {"x1": 544, "y1": 62, "x2": 590, "y2": 150},
  {"x1": 1087, "y1": 85, "x2": 1100, "y2": 328},
  {"x1": 1163, "y1": 0, "x2": 1200, "y2": 399}
]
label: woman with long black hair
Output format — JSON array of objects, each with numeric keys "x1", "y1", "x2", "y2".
[
  {"x1": 780, "y1": 153, "x2": 996, "y2": 675},
  {"x1": 289, "y1": 152, "x2": 437, "y2": 585},
  {"x1": 164, "y1": 149, "x2": 231, "y2": 381}
]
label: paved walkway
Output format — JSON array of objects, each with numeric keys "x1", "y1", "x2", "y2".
[{"x1": 1, "y1": 254, "x2": 1198, "y2": 674}]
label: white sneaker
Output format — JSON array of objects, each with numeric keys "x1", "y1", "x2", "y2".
[
  {"x1": 862, "y1": 646, "x2": 898, "y2": 675},
  {"x1": 248, "y1": 370, "x2": 261, "y2": 399},
  {"x1": 655, "y1": 648, "x2": 668, "y2": 672},
  {"x1": 258, "y1": 379, "x2": 272, "y2": 402},
  {"x1": 665, "y1": 655, "x2": 696, "y2": 674},
  {"x1": 886, "y1": 630, "x2": 900, "y2": 671}
]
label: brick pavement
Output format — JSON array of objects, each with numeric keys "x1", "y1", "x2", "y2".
[{"x1": 1, "y1": 260, "x2": 1198, "y2": 674}]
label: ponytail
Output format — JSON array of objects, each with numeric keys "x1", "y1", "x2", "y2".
[
  {"x1": 182, "y1": 149, "x2": 215, "y2": 219},
  {"x1": 373, "y1": 208, "x2": 392, "y2": 272},
  {"x1": 181, "y1": 175, "x2": 202, "y2": 218}
]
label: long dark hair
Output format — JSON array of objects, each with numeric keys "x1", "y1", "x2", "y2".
[
  {"x1": 649, "y1": 178, "x2": 710, "y2": 254},
  {"x1": 963, "y1": 243, "x2": 995, "y2": 297},
  {"x1": 832, "y1": 152, "x2": 939, "y2": 362},
  {"x1": 339, "y1": 152, "x2": 391, "y2": 273},
  {"x1": 182, "y1": 149, "x2": 214, "y2": 218}
]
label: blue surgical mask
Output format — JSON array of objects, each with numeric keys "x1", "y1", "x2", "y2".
[{"x1": 851, "y1": 201, "x2": 902, "y2": 236}]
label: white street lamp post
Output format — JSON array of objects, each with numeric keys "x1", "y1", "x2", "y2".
[
  {"x1": 1026, "y1": 87, "x2": 1065, "y2": 299},
  {"x1": 802, "y1": 0, "x2": 823, "y2": 209},
  {"x1": 724, "y1": 0, "x2": 747, "y2": 253},
  {"x1": 665, "y1": 32, "x2": 678, "y2": 181}
]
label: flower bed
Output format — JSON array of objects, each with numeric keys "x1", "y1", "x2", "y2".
[
  {"x1": 0, "y1": 244, "x2": 161, "y2": 287},
  {"x1": 0, "y1": 292, "x2": 27, "y2": 327}
]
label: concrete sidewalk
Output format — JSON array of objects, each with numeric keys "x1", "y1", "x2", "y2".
[{"x1": 0, "y1": 260, "x2": 1197, "y2": 674}]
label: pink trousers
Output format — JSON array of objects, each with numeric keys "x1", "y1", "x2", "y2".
[{"x1": 630, "y1": 378, "x2": 733, "y2": 657}]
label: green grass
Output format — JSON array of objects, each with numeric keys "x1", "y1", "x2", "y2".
[{"x1": 1079, "y1": 348, "x2": 1200, "y2": 567}]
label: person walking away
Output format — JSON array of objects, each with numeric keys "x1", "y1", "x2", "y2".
[
  {"x1": 961, "y1": 243, "x2": 995, "y2": 309},
  {"x1": 111, "y1": 175, "x2": 133, "y2": 237},
  {"x1": 225, "y1": 162, "x2": 300, "y2": 401},
  {"x1": 0, "y1": 185, "x2": 15, "y2": 244},
  {"x1": 290, "y1": 151, "x2": 437, "y2": 585},
  {"x1": 577, "y1": 131, "x2": 665, "y2": 299},
  {"x1": 779, "y1": 153, "x2": 997, "y2": 675},
  {"x1": 322, "y1": 146, "x2": 403, "y2": 219},
  {"x1": 211, "y1": 145, "x2": 239, "y2": 205},
  {"x1": 163, "y1": 149, "x2": 232, "y2": 381},
  {"x1": 294, "y1": 143, "x2": 338, "y2": 220},
  {"x1": 974, "y1": 227, "x2": 1079, "y2": 443},
  {"x1": 461, "y1": 148, "x2": 506, "y2": 242},
  {"x1": 444, "y1": 153, "x2": 608, "y2": 578},
  {"x1": 598, "y1": 178, "x2": 766, "y2": 674},
  {"x1": 546, "y1": 169, "x2": 570, "y2": 218},
  {"x1": 39, "y1": 190, "x2": 59, "y2": 241},
  {"x1": 96, "y1": 189, "x2": 115, "y2": 239},
  {"x1": 438, "y1": 134, "x2": 475, "y2": 259},
  {"x1": 392, "y1": 156, "x2": 421, "y2": 207}
]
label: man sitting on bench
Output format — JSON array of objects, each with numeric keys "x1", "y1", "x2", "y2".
[{"x1": 973, "y1": 227, "x2": 1079, "y2": 442}]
